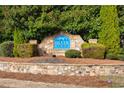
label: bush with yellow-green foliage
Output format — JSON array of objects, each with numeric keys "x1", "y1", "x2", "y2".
[
  {"x1": 14, "y1": 43, "x2": 38, "y2": 57},
  {"x1": 98, "y1": 6, "x2": 120, "y2": 55},
  {"x1": 81, "y1": 43, "x2": 106, "y2": 59},
  {"x1": 13, "y1": 29, "x2": 27, "y2": 57}
]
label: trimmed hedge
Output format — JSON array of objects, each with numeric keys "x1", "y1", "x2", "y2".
[
  {"x1": 65, "y1": 49, "x2": 81, "y2": 58},
  {"x1": 81, "y1": 43, "x2": 106, "y2": 59},
  {"x1": 14, "y1": 43, "x2": 38, "y2": 57},
  {"x1": 0, "y1": 41, "x2": 14, "y2": 57}
]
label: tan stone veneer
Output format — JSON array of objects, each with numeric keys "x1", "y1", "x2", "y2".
[
  {"x1": 37, "y1": 32, "x2": 84, "y2": 56},
  {"x1": 0, "y1": 62, "x2": 123, "y2": 76}
]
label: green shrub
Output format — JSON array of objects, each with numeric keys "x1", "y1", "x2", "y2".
[
  {"x1": 14, "y1": 43, "x2": 38, "y2": 57},
  {"x1": 13, "y1": 44, "x2": 18, "y2": 57},
  {"x1": 106, "y1": 53, "x2": 119, "y2": 60},
  {"x1": 117, "y1": 54, "x2": 124, "y2": 61},
  {"x1": 14, "y1": 30, "x2": 27, "y2": 45},
  {"x1": 65, "y1": 49, "x2": 81, "y2": 58},
  {"x1": 106, "y1": 53, "x2": 124, "y2": 61},
  {"x1": 120, "y1": 48, "x2": 124, "y2": 54},
  {"x1": 81, "y1": 43, "x2": 106, "y2": 59},
  {"x1": 13, "y1": 30, "x2": 27, "y2": 57},
  {"x1": 0, "y1": 41, "x2": 14, "y2": 57}
]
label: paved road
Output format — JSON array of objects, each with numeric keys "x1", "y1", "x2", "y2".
[{"x1": 0, "y1": 78, "x2": 82, "y2": 88}]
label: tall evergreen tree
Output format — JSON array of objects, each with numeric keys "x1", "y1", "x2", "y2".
[{"x1": 98, "y1": 5, "x2": 120, "y2": 55}]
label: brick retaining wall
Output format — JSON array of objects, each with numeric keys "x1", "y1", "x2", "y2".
[{"x1": 0, "y1": 62, "x2": 124, "y2": 76}]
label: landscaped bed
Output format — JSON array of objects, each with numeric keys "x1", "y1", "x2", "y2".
[
  {"x1": 0, "y1": 71, "x2": 123, "y2": 88},
  {"x1": 0, "y1": 71, "x2": 110, "y2": 88},
  {"x1": 0, "y1": 57, "x2": 123, "y2": 87},
  {"x1": 0, "y1": 56, "x2": 124, "y2": 65}
]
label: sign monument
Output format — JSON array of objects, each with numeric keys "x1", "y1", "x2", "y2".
[{"x1": 54, "y1": 35, "x2": 70, "y2": 49}]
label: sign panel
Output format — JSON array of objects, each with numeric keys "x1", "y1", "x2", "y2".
[{"x1": 54, "y1": 35, "x2": 70, "y2": 49}]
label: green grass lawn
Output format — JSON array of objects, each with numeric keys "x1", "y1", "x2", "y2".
[{"x1": 99, "y1": 76, "x2": 124, "y2": 88}]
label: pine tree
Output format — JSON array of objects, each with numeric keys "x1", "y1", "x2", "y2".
[{"x1": 98, "y1": 5, "x2": 120, "y2": 55}]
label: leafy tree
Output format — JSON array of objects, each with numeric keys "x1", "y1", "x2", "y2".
[
  {"x1": 60, "y1": 5, "x2": 101, "y2": 41},
  {"x1": 4, "y1": 6, "x2": 61, "y2": 42},
  {"x1": 98, "y1": 5, "x2": 120, "y2": 55},
  {"x1": 117, "y1": 5, "x2": 124, "y2": 33},
  {"x1": 3, "y1": 6, "x2": 13, "y2": 39},
  {"x1": 0, "y1": 5, "x2": 112, "y2": 44},
  {"x1": 0, "y1": 6, "x2": 7, "y2": 43},
  {"x1": 3, "y1": 5, "x2": 101, "y2": 42},
  {"x1": 0, "y1": 7, "x2": 3, "y2": 43}
]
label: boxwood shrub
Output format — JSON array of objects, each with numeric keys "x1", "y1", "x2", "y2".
[
  {"x1": 81, "y1": 43, "x2": 106, "y2": 59},
  {"x1": 0, "y1": 41, "x2": 14, "y2": 57},
  {"x1": 14, "y1": 43, "x2": 38, "y2": 57},
  {"x1": 65, "y1": 49, "x2": 81, "y2": 58}
]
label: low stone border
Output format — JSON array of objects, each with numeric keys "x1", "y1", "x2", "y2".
[{"x1": 0, "y1": 61, "x2": 124, "y2": 76}]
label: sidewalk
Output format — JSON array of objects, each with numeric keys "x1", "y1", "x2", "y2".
[{"x1": 0, "y1": 78, "x2": 82, "y2": 88}]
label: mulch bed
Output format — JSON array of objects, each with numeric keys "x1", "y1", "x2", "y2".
[
  {"x1": 0, "y1": 71, "x2": 110, "y2": 87},
  {"x1": 0, "y1": 56, "x2": 124, "y2": 65}
]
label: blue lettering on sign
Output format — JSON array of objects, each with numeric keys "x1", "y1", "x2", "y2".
[{"x1": 54, "y1": 35, "x2": 70, "y2": 49}]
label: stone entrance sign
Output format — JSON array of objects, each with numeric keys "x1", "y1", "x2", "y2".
[
  {"x1": 38, "y1": 32, "x2": 84, "y2": 56},
  {"x1": 54, "y1": 35, "x2": 70, "y2": 49}
]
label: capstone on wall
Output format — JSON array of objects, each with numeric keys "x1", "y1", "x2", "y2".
[{"x1": 38, "y1": 32, "x2": 84, "y2": 56}]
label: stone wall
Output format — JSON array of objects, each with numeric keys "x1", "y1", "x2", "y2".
[
  {"x1": 0, "y1": 62, "x2": 124, "y2": 76},
  {"x1": 38, "y1": 32, "x2": 84, "y2": 56}
]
